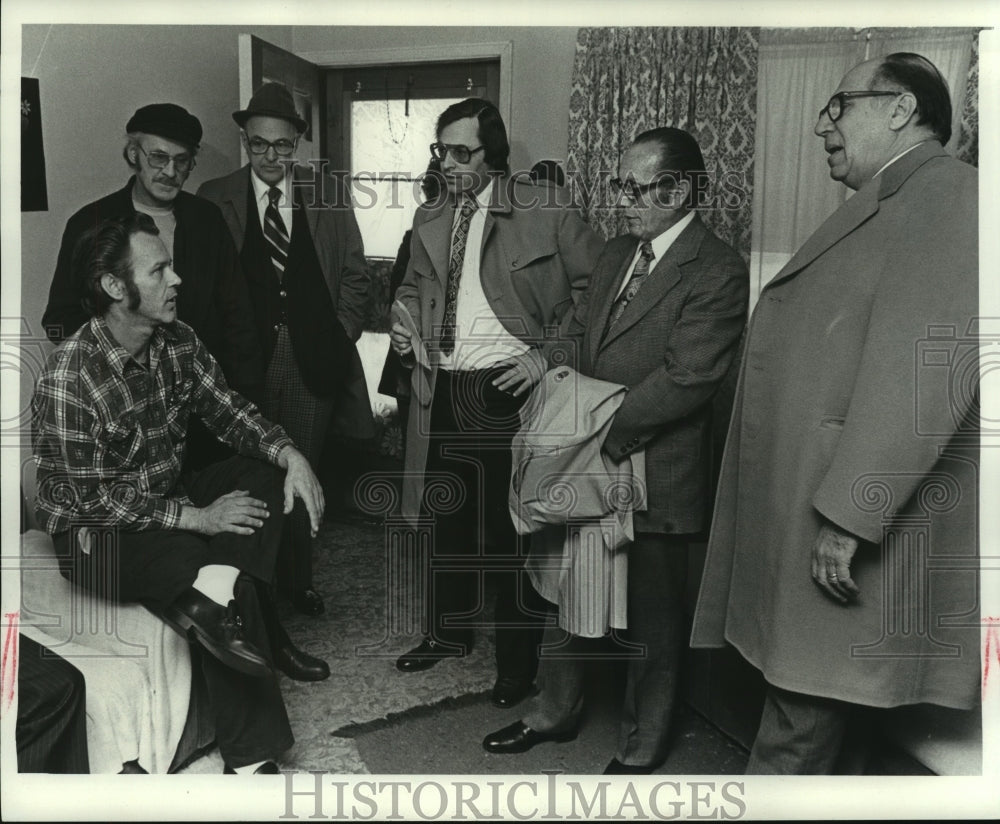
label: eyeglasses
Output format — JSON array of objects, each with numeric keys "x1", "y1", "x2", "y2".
[
  {"x1": 429, "y1": 143, "x2": 485, "y2": 163},
  {"x1": 136, "y1": 144, "x2": 196, "y2": 173},
  {"x1": 245, "y1": 135, "x2": 298, "y2": 157},
  {"x1": 610, "y1": 176, "x2": 676, "y2": 201},
  {"x1": 819, "y1": 91, "x2": 901, "y2": 123}
]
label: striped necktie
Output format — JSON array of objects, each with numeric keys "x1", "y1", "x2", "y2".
[
  {"x1": 607, "y1": 241, "x2": 655, "y2": 330},
  {"x1": 264, "y1": 186, "x2": 290, "y2": 280},
  {"x1": 439, "y1": 194, "x2": 479, "y2": 356}
]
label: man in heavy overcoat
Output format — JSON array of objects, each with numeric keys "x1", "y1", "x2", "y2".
[{"x1": 691, "y1": 53, "x2": 980, "y2": 773}]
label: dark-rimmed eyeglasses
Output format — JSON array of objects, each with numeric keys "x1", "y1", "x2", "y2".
[
  {"x1": 136, "y1": 144, "x2": 196, "y2": 173},
  {"x1": 819, "y1": 91, "x2": 901, "y2": 123},
  {"x1": 610, "y1": 176, "x2": 676, "y2": 201},
  {"x1": 245, "y1": 135, "x2": 298, "y2": 157},
  {"x1": 429, "y1": 143, "x2": 485, "y2": 164}
]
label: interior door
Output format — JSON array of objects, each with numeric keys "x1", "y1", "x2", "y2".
[{"x1": 238, "y1": 34, "x2": 325, "y2": 161}]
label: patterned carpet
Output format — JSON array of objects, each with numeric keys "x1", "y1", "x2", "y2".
[{"x1": 182, "y1": 512, "x2": 498, "y2": 773}]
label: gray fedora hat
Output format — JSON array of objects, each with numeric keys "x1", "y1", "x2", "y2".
[{"x1": 232, "y1": 82, "x2": 307, "y2": 134}]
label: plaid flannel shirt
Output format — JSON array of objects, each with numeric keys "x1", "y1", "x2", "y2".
[{"x1": 32, "y1": 316, "x2": 294, "y2": 534}]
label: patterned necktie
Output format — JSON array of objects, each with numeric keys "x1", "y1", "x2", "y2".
[
  {"x1": 607, "y1": 241, "x2": 655, "y2": 330},
  {"x1": 439, "y1": 194, "x2": 479, "y2": 355},
  {"x1": 264, "y1": 186, "x2": 290, "y2": 280}
]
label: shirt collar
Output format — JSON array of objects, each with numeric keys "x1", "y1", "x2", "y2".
[
  {"x1": 90, "y1": 315, "x2": 175, "y2": 376},
  {"x1": 873, "y1": 140, "x2": 931, "y2": 179},
  {"x1": 639, "y1": 210, "x2": 697, "y2": 265},
  {"x1": 251, "y1": 168, "x2": 290, "y2": 206}
]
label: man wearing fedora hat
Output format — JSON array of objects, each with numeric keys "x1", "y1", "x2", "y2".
[
  {"x1": 198, "y1": 82, "x2": 372, "y2": 619},
  {"x1": 41, "y1": 102, "x2": 330, "y2": 684}
]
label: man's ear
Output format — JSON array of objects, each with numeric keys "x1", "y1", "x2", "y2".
[
  {"x1": 888, "y1": 92, "x2": 919, "y2": 132},
  {"x1": 100, "y1": 272, "x2": 124, "y2": 303}
]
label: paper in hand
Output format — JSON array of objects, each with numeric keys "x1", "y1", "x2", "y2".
[{"x1": 392, "y1": 299, "x2": 430, "y2": 370}]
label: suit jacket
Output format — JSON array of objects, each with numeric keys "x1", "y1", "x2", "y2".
[
  {"x1": 395, "y1": 176, "x2": 605, "y2": 521},
  {"x1": 691, "y1": 142, "x2": 980, "y2": 710},
  {"x1": 42, "y1": 178, "x2": 265, "y2": 405},
  {"x1": 565, "y1": 215, "x2": 749, "y2": 534},
  {"x1": 196, "y1": 165, "x2": 374, "y2": 437}
]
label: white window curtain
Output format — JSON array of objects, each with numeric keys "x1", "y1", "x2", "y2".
[{"x1": 749, "y1": 27, "x2": 977, "y2": 311}]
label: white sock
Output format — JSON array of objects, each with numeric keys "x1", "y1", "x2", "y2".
[
  {"x1": 191, "y1": 565, "x2": 240, "y2": 606},
  {"x1": 233, "y1": 760, "x2": 268, "y2": 775}
]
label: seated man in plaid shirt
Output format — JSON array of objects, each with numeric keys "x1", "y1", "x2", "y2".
[{"x1": 31, "y1": 212, "x2": 324, "y2": 774}]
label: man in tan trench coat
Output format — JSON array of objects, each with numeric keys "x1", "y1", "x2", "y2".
[
  {"x1": 691, "y1": 52, "x2": 980, "y2": 773},
  {"x1": 390, "y1": 98, "x2": 604, "y2": 707}
]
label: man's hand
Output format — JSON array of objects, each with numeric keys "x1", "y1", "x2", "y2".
[
  {"x1": 389, "y1": 321, "x2": 414, "y2": 358},
  {"x1": 492, "y1": 349, "x2": 547, "y2": 397},
  {"x1": 181, "y1": 490, "x2": 270, "y2": 536},
  {"x1": 278, "y1": 445, "x2": 325, "y2": 537},
  {"x1": 811, "y1": 521, "x2": 861, "y2": 604}
]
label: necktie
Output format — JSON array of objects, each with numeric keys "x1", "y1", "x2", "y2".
[
  {"x1": 264, "y1": 186, "x2": 290, "y2": 280},
  {"x1": 439, "y1": 195, "x2": 478, "y2": 355},
  {"x1": 607, "y1": 241, "x2": 655, "y2": 330}
]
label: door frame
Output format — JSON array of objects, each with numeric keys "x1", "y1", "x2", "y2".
[{"x1": 296, "y1": 42, "x2": 513, "y2": 134}]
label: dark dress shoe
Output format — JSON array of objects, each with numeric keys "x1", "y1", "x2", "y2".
[
  {"x1": 224, "y1": 761, "x2": 281, "y2": 774},
  {"x1": 482, "y1": 721, "x2": 577, "y2": 754},
  {"x1": 291, "y1": 588, "x2": 325, "y2": 616},
  {"x1": 162, "y1": 590, "x2": 271, "y2": 677},
  {"x1": 491, "y1": 677, "x2": 535, "y2": 709},
  {"x1": 603, "y1": 757, "x2": 654, "y2": 775},
  {"x1": 395, "y1": 637, "x2": 469, "y2": 672},
  {"x1": 274, "y1": 643, "x2": 331, "y2": 681}
]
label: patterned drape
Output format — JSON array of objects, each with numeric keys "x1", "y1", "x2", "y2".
[
  {"x1": 955, "y1": 33, "x2": 979, "y2": 168},
  {"x1": 566, "y1": 27, "x2": 759, "y2": 262}
]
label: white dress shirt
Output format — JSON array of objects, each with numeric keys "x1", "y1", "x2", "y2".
[
  {"x1": 439, "y1": 180, "x2": 530, "y2": 371},
  {"x1": 251, "y1": 170, "x2": 294, "y2": 239},
  {"x1": 613, "y1": 210, "x2": 696, "y2": 299}
]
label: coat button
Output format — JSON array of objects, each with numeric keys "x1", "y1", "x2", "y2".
[
  {"x1": 280, "y1": 289, "x2": 287, "y2": 298},
  {"x1": 273, "y1": 324, "x2": 280, "y2": 332},
  {"x1": 430, "y1": 298, "x2": 437, "y2": 309}
]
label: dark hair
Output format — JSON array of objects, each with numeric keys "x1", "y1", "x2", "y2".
[
  {"x1": 421, "y1": 156, "x2": 444, "y2": 203},
  {"x1": 529, "y1": 160, "x2": 566, "y2": 187},
  {"x1": 871, "y1": 52, "x2": 952, "y2": 144},
  {"x1": 73, "y1": 213, "x2": 159, "y2": 316},
  {"x1": 436, "y1": 98, "x2": 510, "y2": 174},
  {"x1": 631, "y1": 126, "x2": 707, "y2": 209}
]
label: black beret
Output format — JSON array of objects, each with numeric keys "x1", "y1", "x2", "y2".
[{"x1": 125, "y1": 103, "x2": 202, "y2": 149}]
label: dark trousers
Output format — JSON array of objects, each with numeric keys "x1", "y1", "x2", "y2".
[
  {"x1": 422, "y1": 367, "x2": 548, "y2": 682},
  {"x1": 16, "y1": 635, "x2": 90, "y2": 773},
  {"x1": 56, "y1": 454, "x2": 293, "y2": 768},
  {"x1": 524, "y1": 533, "x2": 689, "y2": 767},
  {"x1": 747, "y1": 683, "x2": 875, "y2": 774},
  {"x1": 265, "y1": 326, "x2": 333, "y2": 594}
]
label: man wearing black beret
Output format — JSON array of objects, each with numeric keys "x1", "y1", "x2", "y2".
[
  {"x1": 43, "y1": 103, "x2": 265, "y2": 411},
  {"x1": 41, "y1": 102, "x2": 329, "y2": 684}
]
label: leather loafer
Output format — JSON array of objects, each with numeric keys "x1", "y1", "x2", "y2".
[
  {"x1": 482, "y1": 721, "x2": 576, "y2": 754},
  {"x1": 224, "y1": 761, "x2": 281, "y2": 774},
  {"x1": 291, "y1": 588, "x2": 325, "y2": 617},
  {"x1": 491, "y1": 677, "x2": 535, "y2": 709},
  {"x1": 274, "y1": 643, "x2": 331, "y2": 682},
  {"x1": 162, "y1": 590, "x2": 271, "y2": 678},
  {"x1": 395, "y1": 637, "x2": 469, "y2": 672},
  {"x1": 603, "y1": 757, "x2": 654, "y2": 775}
]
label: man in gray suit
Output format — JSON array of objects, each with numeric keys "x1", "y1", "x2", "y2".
[{"x1": 483, "y1": 127, "x2": 749, "y2": 773}]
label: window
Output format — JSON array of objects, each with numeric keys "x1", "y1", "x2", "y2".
[{"x1": 325, "y1": 59, "x2": 500, "y2": 259}]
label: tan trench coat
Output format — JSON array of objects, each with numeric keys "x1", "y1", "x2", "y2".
[
  {"x1": 691, "y1": 142, "x2": 980, "y2": 710},
  {"x1": 395, "y1": 177, "x2": 605, "y2": 522}
]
